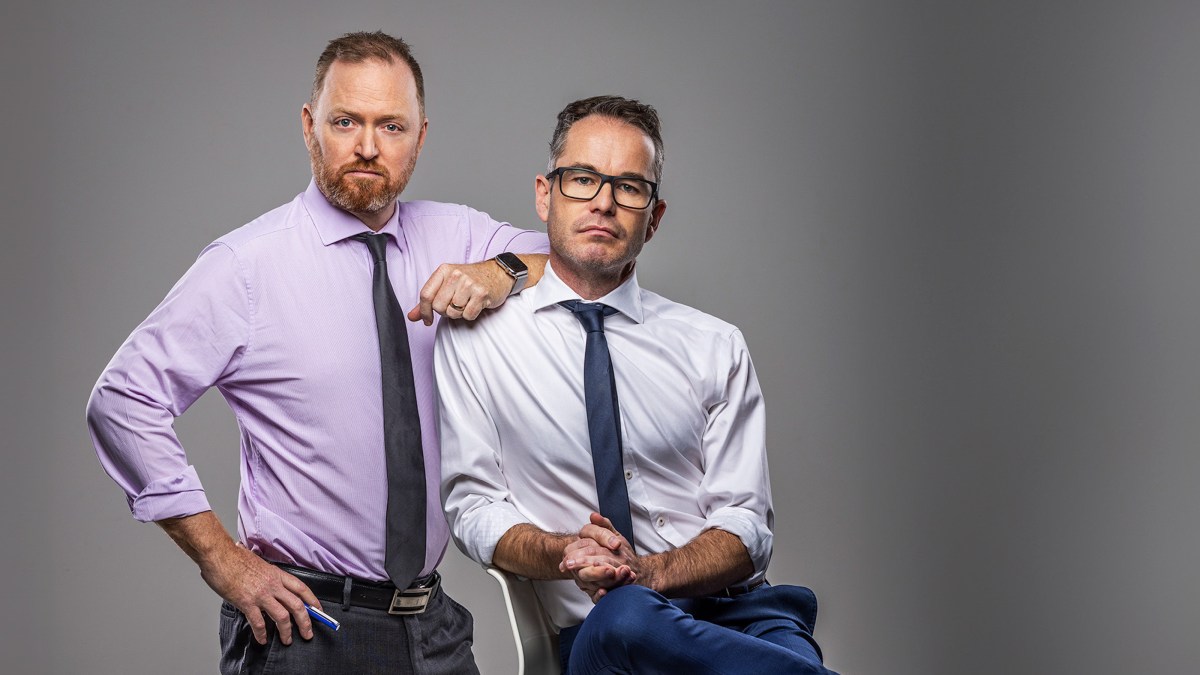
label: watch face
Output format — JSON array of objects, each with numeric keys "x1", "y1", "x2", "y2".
[{"x1": 496, "y1": 251, "x2": 528, "y2": 275}]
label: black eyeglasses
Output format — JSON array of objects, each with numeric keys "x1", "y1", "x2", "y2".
[{"x1": 546, "y1": 167, "x2": 659, "y2": 210}]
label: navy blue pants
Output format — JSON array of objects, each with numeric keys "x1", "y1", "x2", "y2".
[{"x1": 562, "y1": 584, "x2": 837, "y2": 675}]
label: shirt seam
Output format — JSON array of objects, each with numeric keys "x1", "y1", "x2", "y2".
[{"x1": 213, "y1": 241, "x2": 256, "y2": 370}]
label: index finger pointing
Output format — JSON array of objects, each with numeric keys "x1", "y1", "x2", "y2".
[{"x1": 412, "y1": 267, "x2": 445, "y2": 325}]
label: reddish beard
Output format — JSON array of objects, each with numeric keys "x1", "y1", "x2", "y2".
[{"x1": 308, "y1": 138, "x2": 418, "y2": 215}]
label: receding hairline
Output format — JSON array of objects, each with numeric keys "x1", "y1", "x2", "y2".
[
  {"x1": 552, "y1": 117, "x2": 660, "y2": 181},
  {"x1": 310, "y1": 31, "x2": 426, "y2": 115},
  {"x1": 547, "y1": 95, "x2": 665, "y2": 183},
  {"x1": 310, "y1": 57, "x2": 423, "y2": 110}
]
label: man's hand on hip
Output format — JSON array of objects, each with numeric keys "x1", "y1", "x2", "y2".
[
  {"x1": 157, "y1": 511, "x2": 320, "y2": 645},
  {"x1": 201, "y1": 542, "x2": 321, "y2": 645}
]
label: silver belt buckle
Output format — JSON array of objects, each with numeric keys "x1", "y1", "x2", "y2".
[{"x1": 387, "y1": 574, "x2": 439, "y2": 615}]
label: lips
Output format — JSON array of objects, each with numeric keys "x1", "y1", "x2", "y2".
[
  {"x1": 341, "y1": 166, "x2": 387, "y2": 179},
  {"x1": 580, "y1": 224, "x2": 618, "y2": 238}
]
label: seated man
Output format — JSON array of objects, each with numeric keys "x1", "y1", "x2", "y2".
[{"x1": 436, "y1": 95, "x2": 837, "y2": 674}]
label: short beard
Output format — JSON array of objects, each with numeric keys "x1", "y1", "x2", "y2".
[
  {"x1": 308, "y1": 138, "x2": 417, "y2": 216},
  {"x1": 547, "y1": 211, "x2": 644, "y2": 289}
]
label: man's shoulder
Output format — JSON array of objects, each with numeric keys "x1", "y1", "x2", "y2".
[
  {"x1": 210, "y1": 195, "x2": 305, "y2": 254},
  {"x1": 639, "y1": 289, "x2": 741, "y2": 340},
  {"x1": 397, "y1": 200, "x2": 487, "y2": 228},
  {"x1": 436, "y1": 293, "x2": 532, "y2": 354}
]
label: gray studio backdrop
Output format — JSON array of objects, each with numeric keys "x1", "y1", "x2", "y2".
[{"x1": 4, "y1": 1, "x2": 1199, "y2": 674}]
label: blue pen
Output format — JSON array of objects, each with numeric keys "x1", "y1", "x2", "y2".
[{"x1": 306, "y1": 604, "x2": 341, "y2": 631}]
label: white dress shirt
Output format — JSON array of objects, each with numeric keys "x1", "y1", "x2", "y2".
[{"x1": 436, "y1": 262, "x2": 774, "y2": 629}]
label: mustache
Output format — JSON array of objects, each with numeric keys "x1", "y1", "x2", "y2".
[{"x1": 339, "y1": 162, "x2": 390, "y2": 178}]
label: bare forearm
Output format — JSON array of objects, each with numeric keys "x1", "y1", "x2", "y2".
[
  {"x1": 639, "y1": 528, "x2": 754, "y2": 598},
  {"x1": 493, "y1": 523, "x2": 576, "y2": 580},
  {"x1": 516, "y1": 253, "x2": 547, "y2": 289},
  {"x1": 157, "y1": 510, "x2": 238, "y2": 566}
]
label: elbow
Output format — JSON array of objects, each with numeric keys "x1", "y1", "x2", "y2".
[
  {"x1": 85, "y1": 381, "x2": 111, "y2": 435},
  {"x1": 86, "y1": 378, "x2": 135, "y2": 453},
  {"x1": 85, "y1": 376, "x2": 125, "y2": 436}
]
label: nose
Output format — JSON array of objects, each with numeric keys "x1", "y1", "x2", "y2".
[
  {"x1": 355, "y1": 128, "x2": 379, "y2": 161},
  {"x1": 589, "y1": 180, "x2": 617, "y2": 214}
]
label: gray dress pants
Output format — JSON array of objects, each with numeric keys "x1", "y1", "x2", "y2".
[{"x1": 218, "y1": 587, "x2": 478, "y2": 674}]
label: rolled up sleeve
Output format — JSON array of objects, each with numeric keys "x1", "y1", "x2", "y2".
[
  {"x1": 86, "y1": 242, "x2": 251, "y2": 522},
  {"x1": 434, "y1": 320, "x2": 531, "y2": 565},
  {"x1": 697, "y1": 329, "x2": 775, "y2": 575}
]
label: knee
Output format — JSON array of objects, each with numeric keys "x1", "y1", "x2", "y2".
[{"x1": 582, "y1": 584, "x2": 665, "y2": 648}]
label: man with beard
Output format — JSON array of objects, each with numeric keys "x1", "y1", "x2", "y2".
[
  {"x1": 86, "y1": 32, "x2": 548, "y2": 673},
  {"x1": 437, "y1": 96, "x2": 836, "y2": 674}
]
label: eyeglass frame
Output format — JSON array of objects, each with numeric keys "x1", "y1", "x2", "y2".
[{"x1": 544, "y1": 166, "x2": 660, "y2": 210}]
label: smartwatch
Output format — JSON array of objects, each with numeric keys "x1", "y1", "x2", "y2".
[{"x1": 493, "y1": 252, "x2": 529, "y2": 296}]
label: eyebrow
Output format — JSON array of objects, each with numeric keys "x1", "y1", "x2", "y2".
[
  {"x1": 566, "y1": 163, "x2": 652, "y2": 182},
  {"x1": 326, "y1": 109, "x2": 412, "y2": 124}
]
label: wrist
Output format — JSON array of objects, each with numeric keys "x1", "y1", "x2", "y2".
[
  {"x1": 493, "y1": 252, "x2": 529, "y2": 296},
  {"x1": 634, "y1": 553, "x2": 664, "y2": 593}
]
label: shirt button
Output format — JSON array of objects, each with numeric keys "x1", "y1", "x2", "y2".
[
  {"x1": 656, "y1": 517, "x2": 666, "y2": 528},
  {"x1": 624, "y1": 470, "x2": 633, "y2": 480}
]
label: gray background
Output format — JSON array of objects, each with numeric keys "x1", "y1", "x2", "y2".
[{"x1": 3, "y1": 1, "x2": 1198, "y2": 673}]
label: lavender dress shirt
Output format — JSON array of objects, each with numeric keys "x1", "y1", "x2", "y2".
[{"x1": 86, "y1": 180, "x2": 549, "y2": 581}]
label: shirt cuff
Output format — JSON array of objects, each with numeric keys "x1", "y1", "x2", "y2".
[
  {"x1": 128, "y1": 465, "x2": 212, "y2": 523},
  {"x1": 460, "y1": 501, "x2": 531, "y2": 566},
  {"x1": 704, "y1": 506, "x2": 773, "y2": 577}
]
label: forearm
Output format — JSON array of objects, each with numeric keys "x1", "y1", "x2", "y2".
[
  {"x1": 514, "y1": 253, "x2": 547, "y2": 289},
  {"x1": 493, "y1": 523, "x2": 576, "y2": 580},
  {"x1": 87, "y1": 382, "x2": 214, "y2": 522},
  {"x1": 638, "y1": 528, "x2": 754, "y2": 598},
  {"x1": 157, "y1": 510, "x2": 238, "y2": 568}
]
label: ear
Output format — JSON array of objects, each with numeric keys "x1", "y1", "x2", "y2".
[
  {"x1": 643, "y1": 198, "x2": 666, "y2": 243},
  {"x1": 534, "y1": 173, "x2": 552, "y2": 224},
  {"x1": 301, "y1": 103, "x2": 315, "y2": 148},
  {"x1": 415, "y1": 117, "x2": 429, "y2": 156}
]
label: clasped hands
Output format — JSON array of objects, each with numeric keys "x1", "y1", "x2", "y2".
[{"x1": 560, "y1": 512, "x2": 648, "y2": 603}]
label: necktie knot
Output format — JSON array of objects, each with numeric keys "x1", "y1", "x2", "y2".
[
  {"x1": 352, "y1": 232, "x2": 389, "y2": 264},
  {"x1": 560, "y1": 300, "x2": 617, "y2": 334}
]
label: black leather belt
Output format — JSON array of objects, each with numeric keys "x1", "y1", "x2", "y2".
[
  {"x1": 715, "y1": 578, "x2": 767, "y2": 598},
  {"x1": 275, "y1": 563, "x2": 441, "y2": 615}
]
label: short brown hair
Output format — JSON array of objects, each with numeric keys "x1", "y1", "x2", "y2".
[
  {"x1": 311, "y1": 31, "x2": 425, "y2": 115},
  {"x1": 548, "y1": 95, "x2": 665, "y2": 182}
]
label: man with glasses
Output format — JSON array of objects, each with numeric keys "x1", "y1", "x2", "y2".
[{"x1": 437, "y1": 95, "x2": 836, "y2": 674}]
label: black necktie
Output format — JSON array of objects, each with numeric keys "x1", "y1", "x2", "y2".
[
  {"x1": 559, "y1": 300, "x2": 636, "y2": 551},
  {"x1": 353, "y1": 233, "x2": 426, "y2": 587}
]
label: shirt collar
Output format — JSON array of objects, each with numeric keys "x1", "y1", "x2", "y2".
[
  {"x1": 529, "y1": 260, "x2": 645, "y2": 324},
  {"x1": 301, "y1": 179, "x2": 402, "y2": 246}
]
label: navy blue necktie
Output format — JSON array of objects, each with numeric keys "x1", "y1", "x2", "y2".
[
  {"x1": 354, "y1": 233, "x2": 426, "y2": 587},
  {"x1": 559, "y1": 300, "x2": 636, "y2": 551}
]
